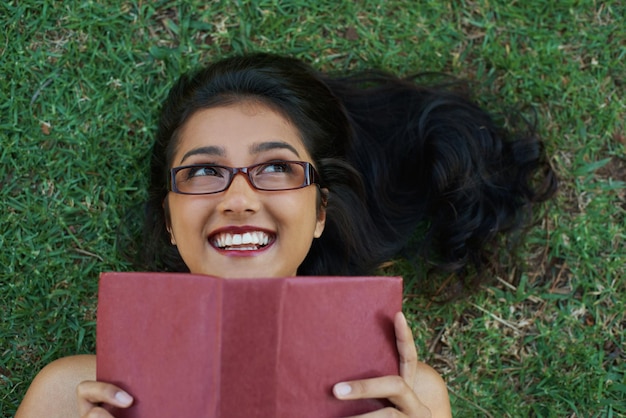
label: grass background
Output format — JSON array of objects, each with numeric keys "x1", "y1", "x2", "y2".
[{"x1": 1, "y1": 0, "x2": 624, "y2": 416}]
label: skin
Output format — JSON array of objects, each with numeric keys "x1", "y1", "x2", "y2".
[{"x1": 15, "y1": 103, "x2": 451, "y2": 418}]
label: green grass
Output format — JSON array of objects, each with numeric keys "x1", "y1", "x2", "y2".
[{"x1": 1, "y1": 1, "x2": 624, "y2": 416}]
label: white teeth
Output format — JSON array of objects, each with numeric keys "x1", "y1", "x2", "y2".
[{"x1": 213, "y1": 231, "x2": 270, "y2": 249}]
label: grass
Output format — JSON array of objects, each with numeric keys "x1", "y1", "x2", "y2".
[{"x1": 1, "y1": 0, "x2": 624, "y2": 416}]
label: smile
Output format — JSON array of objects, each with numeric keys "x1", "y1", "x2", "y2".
[{"x1": 211, "y1": 231, "x2": 272, "y2": 251}]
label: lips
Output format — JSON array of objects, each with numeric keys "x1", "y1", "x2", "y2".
[{"x1": 210, "y1": 230, "x2": 273, "y2": 251}]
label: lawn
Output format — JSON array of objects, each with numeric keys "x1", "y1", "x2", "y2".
[{"x1": 1, "y1": 1, "x2": 624, "y2": 417}]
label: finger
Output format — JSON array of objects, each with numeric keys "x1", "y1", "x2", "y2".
[
  {"x1": 342, "y1": 406, "x2": 407, "y2": 418},
  {"x1": 81, "y1": 406, "x2": 117, "y2": 418},
  {"x1": 333, "y1": 375, "x2": 429, "y2": 416},
  {"x1": 394, "y1": 312, "x2": 418, "y2": 385},
  {"x1": 76, "y1": 381, "x2": 133, "y2": 415}
]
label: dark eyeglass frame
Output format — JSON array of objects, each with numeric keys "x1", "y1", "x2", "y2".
[{"x1": 169, "y1": 161, "x2": 322, "y2": 195}]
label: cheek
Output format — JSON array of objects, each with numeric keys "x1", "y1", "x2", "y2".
[
  {"x1": 283, "y1": 191, "x2": 322, "y2": 233},
  {"x1": 167, "y1": 195, "x2": 212, "y2": 237}
]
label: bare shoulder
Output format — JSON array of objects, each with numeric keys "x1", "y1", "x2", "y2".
[
  {"x1": 15, "y1": 354, "x2": 96, "y2": 418},
  {"x1": 413, "y1": 360, "x2": 452, "y2": 418}
]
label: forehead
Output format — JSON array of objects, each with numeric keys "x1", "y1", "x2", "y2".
[{"x1": 172, "y1": 102, "x2": 309, "y2": 165}]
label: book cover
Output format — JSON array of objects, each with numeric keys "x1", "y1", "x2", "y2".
[{"x1": 97, "y1": 272, "x2": 402, "y2": 417}]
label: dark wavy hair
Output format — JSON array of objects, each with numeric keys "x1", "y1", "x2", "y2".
[{"x1": 139, "y1": 53, "x2": 556, "y2": 290}]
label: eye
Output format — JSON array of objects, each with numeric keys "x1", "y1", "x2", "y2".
[
  {"x1": 187, "y1": 165, "x2": 223, "y2": 178},
  {"x1": 258, "y1": 161, "x2": 292, "y2": 174}
]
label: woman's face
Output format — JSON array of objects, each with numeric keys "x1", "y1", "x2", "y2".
[{"x1": 165, "y1": 102, "x2": 326, "y2": 278}]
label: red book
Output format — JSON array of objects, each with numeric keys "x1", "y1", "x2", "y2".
[{"x1": 97, "y1": 272, "x2": 402, "y2": 417}]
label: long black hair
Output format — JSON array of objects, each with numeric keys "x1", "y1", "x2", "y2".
[{"x1": 139, "y1": 53, "x2": 556, "y2": 290}]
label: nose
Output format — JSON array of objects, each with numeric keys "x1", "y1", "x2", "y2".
[{"x1": 216, "y1": 172, "x2": 261, "y2": 215}]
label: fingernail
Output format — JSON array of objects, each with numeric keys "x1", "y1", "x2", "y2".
[
  {"x1": 334, "y1": 382, "x2": 352, "y2": 397},
  {"x1": 115, "y1": 391, "x2": 133, "y2": 405}
]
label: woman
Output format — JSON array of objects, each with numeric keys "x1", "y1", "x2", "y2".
[{"x1": 16, "y1": 53, "x2": 555, "y2": 417}]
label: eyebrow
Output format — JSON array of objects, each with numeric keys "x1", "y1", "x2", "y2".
[
  {"x1": 249, "y1": 141, "x2": 300, "y2": 157},
  {"x1": 180, "y1": 146, "x2": 225, "y2": 164}
]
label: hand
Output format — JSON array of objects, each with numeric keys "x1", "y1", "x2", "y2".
[
  {"x1": 333, "y1": 312, "x2": 433, "y2": 418},
  {"x1": 76, "y1": 380, "x2": 133, "y2": 418}
]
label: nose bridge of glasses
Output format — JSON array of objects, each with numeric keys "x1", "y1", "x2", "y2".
[{"x1": 228, "y1": 166, "x2": 258, "y2": 191}]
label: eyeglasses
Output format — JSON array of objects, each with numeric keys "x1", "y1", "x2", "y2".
[{"x1": 169, "y1": 161, "x2": 321, "y2": 195}]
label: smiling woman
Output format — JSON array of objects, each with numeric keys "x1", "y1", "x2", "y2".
[{"x1": 15, "y1": 53, "x2": 555, "y2": 418}]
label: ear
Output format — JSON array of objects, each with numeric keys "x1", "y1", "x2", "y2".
[
  {"x1": 163, "y1": 197, "x2": 177, "y2": 245},
  {"x1": 167, "y1": 225, "x2": 177, "y2": 245},
  {"x1": 314, "y1": 209, "x2": 326, "y2": 238},
  {"x1": 314, "y1": 188, "x2": 328, "y2": 238}
]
